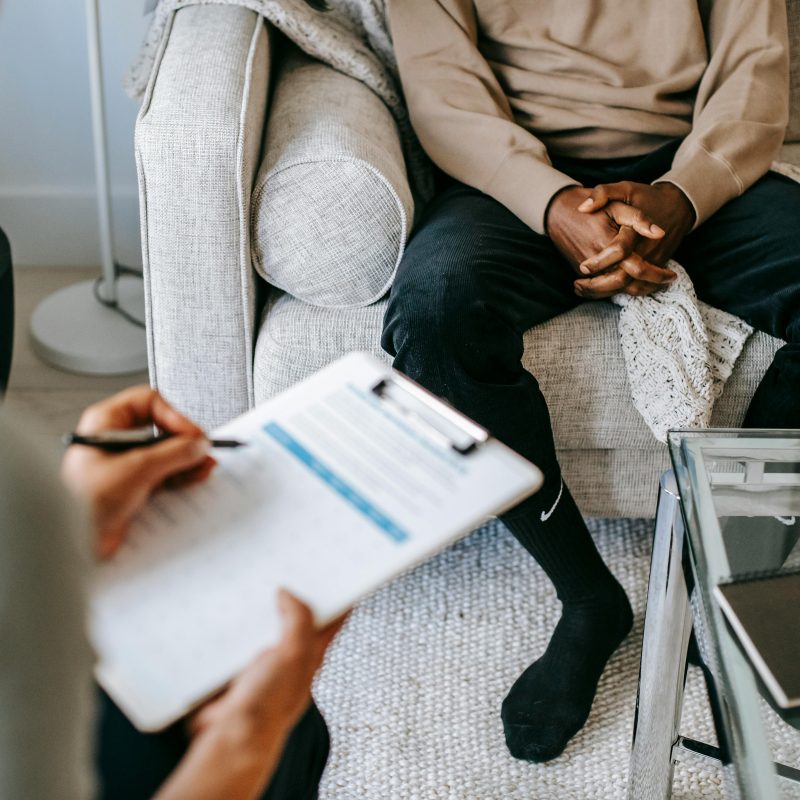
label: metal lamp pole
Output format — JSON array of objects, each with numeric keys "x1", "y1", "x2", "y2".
[
  {"x1": 29, "y1": 0, "x2": 147, "y2": 375},
  {"x1": 86, "y1": 0, "x2": 117, "y2": 305}
]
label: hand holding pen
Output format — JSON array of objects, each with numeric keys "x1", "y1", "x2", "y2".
[
  {"x1": 61, "y1": 386, "x2": 237, "y2": 559},
  {"x1": 64, "y1": 430, "x2": 245, "y2": 452}
]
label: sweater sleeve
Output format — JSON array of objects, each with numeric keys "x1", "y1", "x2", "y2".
[
  {"x1": 0, "y1": 414, "x2": 95, "y2": 800},
  {"x1": 654, "y1": 0, "x2": 789, "y2": 228},
  {"x1": 387, "y1": 0, "x2": 578, "y2": 234}
]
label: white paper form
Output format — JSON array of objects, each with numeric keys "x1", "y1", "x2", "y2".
[{"x1": 89, "y1": 353, "x2": 542, "y2": 731}]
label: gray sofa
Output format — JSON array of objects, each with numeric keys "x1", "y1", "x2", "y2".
[{"x1": 136, "y1": 4, "x2": 800, "y2": 519}]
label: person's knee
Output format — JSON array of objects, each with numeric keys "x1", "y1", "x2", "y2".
[
  {"x1": 382, "y1": 214, "x2": 483, "y2": 357},
  {"x1": 381, "y1": 257, "x2": 468, "y2": 362},
  {"x1": 382, "y1": 273, "x2": 525, "y2": 390},
  {"x1": 381, "y1": 189, "x2": 527, "y2": 375}
]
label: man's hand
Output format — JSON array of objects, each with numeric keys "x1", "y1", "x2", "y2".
[
  {"x1": 575, "y1": 181, "x2": 695, "y2": 279},
  {"x1": 546, "y1": 186, "x2": 676, "y2": 299},
  {"x1": 61, "y1": 386, "x2": 215, "y2": 559},
  {"x1": 155, "y1": 592, "x2": 349, "y2": 800}
]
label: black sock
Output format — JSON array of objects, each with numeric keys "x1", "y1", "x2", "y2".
[
  {"x1": 501, "y1": 586, "x2": 632, "y2": 762},
  {"x1": 499, "y1": 480, "x2": 632, "y2": 762},
  {"x1": 502, "y1": 479, "x2": 622, "y2": 603}
]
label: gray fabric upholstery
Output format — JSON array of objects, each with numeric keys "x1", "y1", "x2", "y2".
[
  {"x1": 253, "y1": 292, "x2": 392, "y2": 399},
  {"x1": 782, "y1": 142, "x2": 800, "y2": 162},
  {"x1": 136, "y1": 5, "x2": 270, "y2": 429},
  {"x1": 251, "y1": 45, "x2": 413, "y2": 308},
  {"x1": 253, "y1": 292, "x2": 784, "y2": 518}
]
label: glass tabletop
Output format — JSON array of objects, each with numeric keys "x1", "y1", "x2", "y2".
[{"x1": 669, "y1": 429, "x2": 800, "y2": 799}]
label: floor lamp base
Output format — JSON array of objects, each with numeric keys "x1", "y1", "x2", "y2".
[{"x1": 30, "y1": 276, "x2": 148, "y2": 376}]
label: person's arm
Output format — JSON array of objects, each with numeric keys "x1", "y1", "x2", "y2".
[
  {"x1": 388, "y1": 0, "x2": 577, "y2": 235},
  {"x1": 573, "y1": 0, "x2": 790, "y2": 296},
  {"x1": 155, "y1": 592, "x2": 345, "y2": 800},
  {"x1": 62, "y1": 387, "x2": 347, "y2": 800},
  {"x1": 653, "y1": 0, "x2": 789, "y2": 227},
  {"x1": 0, "y1": 414, "x2": 94, "y2": 800},
  {"x1": 388, "y1": 0, "x2": 675, "y2": 298}
]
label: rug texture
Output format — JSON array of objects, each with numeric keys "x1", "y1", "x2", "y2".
[{"x1": 313, "y1": 517, "x2": 800, "y2": 799}]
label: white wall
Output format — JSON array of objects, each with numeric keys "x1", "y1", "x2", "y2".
[{"x1": 0, "y1": 0, "x2": 151, "y2": 267}]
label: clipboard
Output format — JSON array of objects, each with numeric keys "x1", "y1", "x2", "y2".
[{"x1": 89, "y1": 352, "x2": 543, "y2": 731}]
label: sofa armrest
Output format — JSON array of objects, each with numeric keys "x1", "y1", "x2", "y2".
[
  {"x1": 135, "y1": 5, "x2": 270, "y2": 430},
  {"x1": 251, "y1": 45, "x2": 414, "y2": 308}
]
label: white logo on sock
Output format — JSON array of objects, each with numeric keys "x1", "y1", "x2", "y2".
[
  {"x1": 775, "y1": 516, "x2": 796, "y2": 526},
  {"x1": 540, "y1": 477, "x2": 563, "y2": 522}
]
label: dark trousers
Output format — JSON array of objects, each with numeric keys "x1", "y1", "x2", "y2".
[
  {"x1": 382, "y1": 141, "x2": 800, "y2": 537},
  {"x1": 95, "y1": 690, "x2": 330, "y2": 800},
  {"x1": 0, "y1": 227, "x2": 12, "y2": 396}
]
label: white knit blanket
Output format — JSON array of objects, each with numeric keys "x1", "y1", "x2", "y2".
[
  {"x1": 614, "y1": 157, "x2": 800, "y2": 440},
  {"x1": 611, "y1": 263, "x2": 753, "y2": 441},
  {"x1": 128, "y1": 1, "x2": 798, "y2": 442}
]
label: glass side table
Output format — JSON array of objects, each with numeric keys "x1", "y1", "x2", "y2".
[{"x1": 627, "y1": 430, "x2": 800, "y2": 799}]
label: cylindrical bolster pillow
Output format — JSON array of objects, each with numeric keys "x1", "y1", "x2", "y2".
[{"x1": 251, "y1": 45, "x2": 414, "y2": 308}]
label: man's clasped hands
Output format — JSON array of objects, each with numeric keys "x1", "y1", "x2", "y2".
[{"x1": 545, "y1": 180, "x2": 696, "y2": 299}]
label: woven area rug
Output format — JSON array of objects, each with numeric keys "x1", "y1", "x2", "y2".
[{"x1": 313, "y1": 517, "x2": 800, "y2": 799}]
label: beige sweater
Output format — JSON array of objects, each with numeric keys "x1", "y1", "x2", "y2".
[{"x1": 388, "y1": 0, "x2": 790, "y2": 233}]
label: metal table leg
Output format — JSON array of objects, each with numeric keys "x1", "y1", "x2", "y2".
[{"x1": 627, "y1": 471, "x2": 694, "y2": 800}]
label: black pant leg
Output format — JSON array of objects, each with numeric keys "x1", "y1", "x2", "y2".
[
  {"x1": 95, "y1": 690, "x2": 329, "y2": 800},
  {"x1": 675, "y1": 172, "x2": 800, "y2": 428},
  {"x1": 382, "y1": 183, "x2": 578, "y2": 502},
  {"x1": 262, "y1": 701, "x2": 330, "y2": 800},
  {"x1": 382, "y1": 183, "x2": 621, "y2": 604},
  {"x1": 95, "y1": 690, "x2": 188, "y2": 800}
]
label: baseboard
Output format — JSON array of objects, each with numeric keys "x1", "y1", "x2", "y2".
[{"x1": 0, "y1": 187, "x2": 142, "y2": 268}]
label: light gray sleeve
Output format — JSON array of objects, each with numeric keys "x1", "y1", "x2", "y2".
[{"x1": 0, "y1": 415, "x2": 95, "y2": 800}]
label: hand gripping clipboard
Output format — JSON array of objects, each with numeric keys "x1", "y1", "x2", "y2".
[{"x1": 90, "y1": 353, "x2": 544, "y2": 731}]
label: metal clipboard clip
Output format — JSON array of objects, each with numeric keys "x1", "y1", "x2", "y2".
[{"x1": 371, "y1": 374, "x2": 489, "y2": 456}]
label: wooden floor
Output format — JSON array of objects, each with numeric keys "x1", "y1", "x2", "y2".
[{"x1": 5, "y1": 267, "x2": 149, "y2": 443}]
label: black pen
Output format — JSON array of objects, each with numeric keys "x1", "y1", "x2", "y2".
[{"x1": 63, "y1": 430, "x2": 246, "y2": 452}]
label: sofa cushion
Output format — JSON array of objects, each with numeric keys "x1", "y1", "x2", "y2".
[
  {"x1": 254, "y1": 293, "x2": 783, "y2": 449},
  {"x1": 251, "y1": 45, "x2": 413, "y2": 308},
  {"x1": 254, "y1": 293, "x2": 783, "y2": 517},
  {"x1": 782, "y1": 142, "x2": 800, "y2": 164}
]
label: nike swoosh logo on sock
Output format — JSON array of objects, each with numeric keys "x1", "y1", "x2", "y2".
[
  {"x1": 540, "y1": 477, "x2": 563, "y2": 523},
  {"x1": 775, "y1": 516, "x2": 796, "y2": 526}
]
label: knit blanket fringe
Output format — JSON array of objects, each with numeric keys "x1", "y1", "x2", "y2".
[{"x1": 129, "y1": 1, "x2": 795, "y2": 442}]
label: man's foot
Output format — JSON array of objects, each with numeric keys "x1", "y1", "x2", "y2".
[{"x1": 501, "y1": 583, "x2": 633, "y2": 762}]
